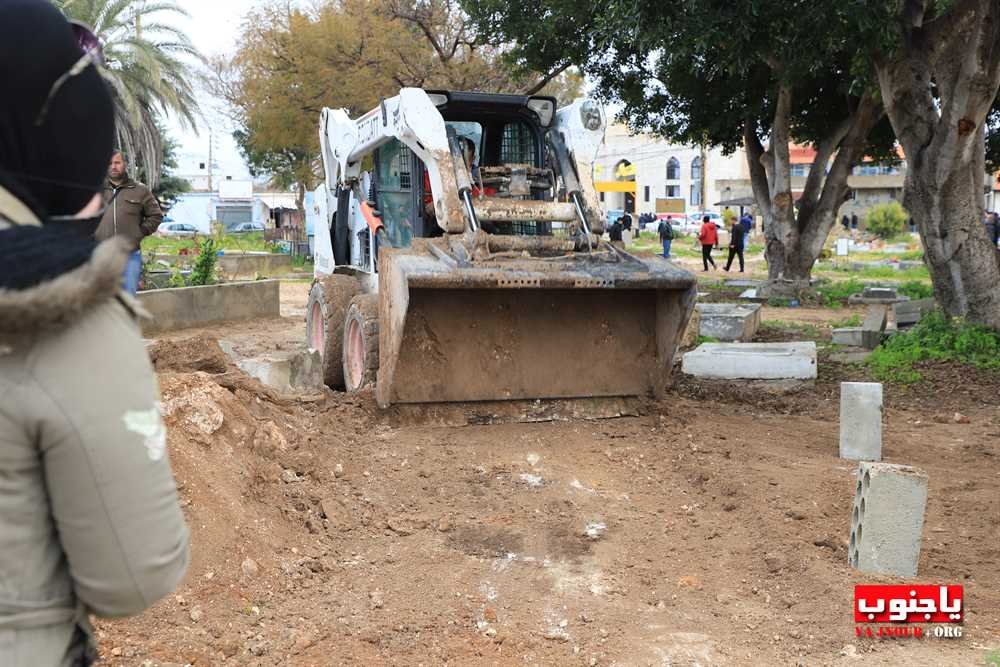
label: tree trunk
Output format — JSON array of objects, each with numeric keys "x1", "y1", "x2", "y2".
[
  {"x1": 296, "y1": 182, "x2": 307, "y2": 222},
  {"x1": 902, "y1": 144, "x2": 1000, "y2": 327},
  {"x1": 874, "y1": 0, "x2": 1000, "y2": 329}
]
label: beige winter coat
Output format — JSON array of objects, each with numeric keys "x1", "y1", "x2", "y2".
[{"x1": 0, "y1": 208, "x2": 189, "y2": 665}]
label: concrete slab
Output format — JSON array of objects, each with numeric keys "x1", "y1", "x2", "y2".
[
  {"x1": 138, "y1": 280, "x2": 281, "y2": 335},
  {"x1": 839, "y1": 382, "x2": 882, "y2": 461},
  {"x1": 695, "y1": 303, "x2": 762, "y2": 342},
  {"x1": 681, "y1": 342, "x2": 817, "y2": 380},
  {"x1": 832, "y1": 327, "x2": 864, "y2": 347},
  {"x1": 849, "y1": 462, "x2": 928, "y2": 577},
  {"x1": 893, "y1": 297, "x2": 935, "y2": 328},
  {"x1": 864, "y1": 287, "x2": 897, "y2": 300},
  {"x1": 739, "y1": 288, "x2": 768, "y2": 303},
  {"x1": 724, "y1": 279, "x2": 761, "y2": 288},
  {"x1": 238, "y1": 350, "x2": 323, "y2": 393},
  {"x1": 829, "y1": 348, "x2": 872, "y2": 364},
  {"x1": 862, "y1": 305, "x2": 888, "y2": 349}
]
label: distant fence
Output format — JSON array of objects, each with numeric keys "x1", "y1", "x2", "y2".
[{"x1": 265, "y1": 225, "x2": 310, "y2": 257}]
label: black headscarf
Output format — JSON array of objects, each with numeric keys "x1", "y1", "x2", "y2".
[{"x1": 0, "y1": 0, "x2": 117, "y2": 290}]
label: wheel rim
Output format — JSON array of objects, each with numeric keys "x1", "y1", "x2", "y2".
[
  {"x1": 346, "y1": 318, "x2": 365, "y2": 389},
  {"x1": 310, "y1": 301, "x2": 324, "y2": 352}
]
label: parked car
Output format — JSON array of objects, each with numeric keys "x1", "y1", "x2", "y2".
[
  {"x1": 687, "y1": 212, "x2": 724, "y2": 228},
  {"x1": 228, "y1": 222, "x2": 265, "y2": 233},
  {"x1": 156, "y1": 222, "x2": 198, "y2": 237}
]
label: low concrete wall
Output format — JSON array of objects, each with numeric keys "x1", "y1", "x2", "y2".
[
  {"x1": 138, "y1": 280, "x2": 281, "y2": 334},
  {"x1": 152, "y1": 253, "x2": 294, "y2": 279}
]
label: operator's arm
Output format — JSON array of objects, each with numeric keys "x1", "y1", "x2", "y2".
[
  {"x1": 31, "y1": 299, "x2": 189, "y2": 617},
  {"x1": 139, "y1": 187, "x2": 164, "y2": 238}
]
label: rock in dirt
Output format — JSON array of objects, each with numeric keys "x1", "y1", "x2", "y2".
[
  {"x1": 189, "y1": 606, "x2": 204, "y2": 623},
  {"x1": 148, "y1": 335, "x2": 233, "y2": 374},
  {"x1": 241, "y1": 558, "x2": 260, "y2": 578},
  {"x1": 764, "y1": 553, "x2": 786, "y2": 573},
  {"x1": 840, "y1": 644, "x2": 857, "y2": 657},
  {"x1": 952, "y1": 412, "x2": 970, "y2": 424},
  {"x1": 280, "y1": 469, "x2": 300, "y2": 484}
]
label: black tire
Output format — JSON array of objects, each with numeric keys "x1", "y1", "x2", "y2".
[
  {"x1": 342, "y1": 294, "x2": 379, "y2": 393},
  {"x1": 305, "y1": 275, "x2": 360, "y2": 389}
]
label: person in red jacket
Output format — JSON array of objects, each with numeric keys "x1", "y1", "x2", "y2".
[{"x1": 698, "y1": 215, "x2": 718, "y2": 271}]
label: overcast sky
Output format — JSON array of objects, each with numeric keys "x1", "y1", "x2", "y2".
[{"x1": 164, "y1": 0, "x2": 262, "y2": 180}]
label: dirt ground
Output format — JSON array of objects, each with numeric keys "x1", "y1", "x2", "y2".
[{"x1": 99, "y1": 280, "x2": 1000, "y2": 666}]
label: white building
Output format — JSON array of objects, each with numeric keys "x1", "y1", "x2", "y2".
[
  {"x1": 594, "y1": 123, "x2": 752, "y2": 219},
  {"x1": 166, "y1": 181, "x2": 299, "y2": 233}
]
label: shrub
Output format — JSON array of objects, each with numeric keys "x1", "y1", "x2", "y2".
[
  {"x1": 865, "y1": 202, "x2": 909, "y2": 239},
  {"x1": 898, "y1": 280, "x2": 934, "y2": 300},
  {"x1": 868, "y1": 311, "x2": 1000, "y2": 382},
  {"x1": 815, "y1": 278, "x2": 865, "y2": 307},
  {"x1": 190, "y1": 238, "x2": 218, "y2": 286},
  {"x1": 722, "y1": 208, "x2": 738, "y2": 226}
]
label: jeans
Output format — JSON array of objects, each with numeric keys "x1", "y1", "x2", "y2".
[
  {"x1": 122, "y1": 250, "x2": 142, "y2": 294},
  {"x1": 661, "y1": 238, "x2": 672, "y2": 258}
]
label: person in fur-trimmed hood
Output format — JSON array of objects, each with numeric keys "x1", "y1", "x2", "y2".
[{"x1": 0, "y1": 2, "x2": 189, "y2": 665}]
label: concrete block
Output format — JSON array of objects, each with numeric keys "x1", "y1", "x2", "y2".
[
  {"x1": 681, "y1": 342, "x2": 817, "y2": 380},
  {"x1": 829, "y1": 349, "x2": 872, "y2": 364},
  {"x1": 893, "y1": 297, "x2": 935, "y2": 327},
  {"x1": 238, "y1": 349, "x2": 323, "y2": 393},
  {"x1": 832, "y1": 327, "x2": 864, "y2": 347},
  {"x1": 849, "y1": 462, "x2": 928, "y2": 577},
  {"x1": 739, "y1": 288, "x2": 768, "y2": 303},
  {"x1": 839, "y1": 382, "x2": 882, "y2": 461},
  {"x1": 862, "y1": 305, "x2": 888, "y2": 349},
  {"x1": 696, "y1": 303, "x2": 762, "y2": 342},
  {"x1": 138, "y1": 280, "x2": 281, "y2": 334},
  {"x1": 724, "y1": 279, "x2": 761, "y2": 288}
]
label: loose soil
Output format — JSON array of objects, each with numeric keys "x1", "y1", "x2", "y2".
[{"x1": 99, "y1": 281, "x2": 999, "y2": 666}]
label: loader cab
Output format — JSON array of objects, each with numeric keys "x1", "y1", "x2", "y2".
[{"x1": 368, "y1": 90, "x2": 557, "y2": 245}]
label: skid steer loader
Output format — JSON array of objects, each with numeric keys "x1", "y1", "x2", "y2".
[{"x1": 307, "y1": 88, "x2": 696, "y2": 409}]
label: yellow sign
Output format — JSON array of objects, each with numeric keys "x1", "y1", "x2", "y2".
[
  {"x1": 615, "y1": 163, "x2": 637, "y2": 179},
  {"x1": 595, "y1": 181, "x2": 637, "y2": 193}
]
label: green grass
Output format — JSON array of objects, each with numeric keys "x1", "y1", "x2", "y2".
[
  {"x1": 142, "y1": 232, "x2": 280, "y2": 255},
  {"x1": 696, "y1": 335, "x2": 720, "y2": 344},
  {"x1": 760, "y1": 320, "x2": 823, "y2": 340},
  {"x1": 898, "y1": 280, "x2": 934, "y2": 300},
  {"x1": 815, "y1": 278, "x2": 865, "y2": 307},
  {"x1": 868, "y1": 311, "x2": 1000, "y2": 383},
  {"x1": 831, "y1": 313, "x2": 863, "y2": 328}
]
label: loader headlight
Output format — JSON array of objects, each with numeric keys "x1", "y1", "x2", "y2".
[{"x1": 580, "y1": 100, "x2": 603, "y2": 131}]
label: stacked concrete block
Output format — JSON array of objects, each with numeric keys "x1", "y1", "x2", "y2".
[
  {"x1": 849, "y1": 462, "x2": 929, "y2": 577},
  {"x1": 681, "y1": 342, "x2": 817, "y2": 380},
  {"x1": 893, "y1": 297, "x2": 936, "y2": 328},
  {"x1": 839, "y1": 382, "x2": 882, "y2": 461},
  {"x1": 832, "y1": 327, "x2": 864, "y2": 347},
  {"x1": 696, "y1": 303, "x2": 762, "y2": 342}
]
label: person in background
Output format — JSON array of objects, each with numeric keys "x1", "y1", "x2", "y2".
[
  {"x1": 841, "y1": 214, "x2": 850, "y2": 231},
  {"x1": 851, "y1": 212, "x2": 859, "y2": 230},
  {"x1": 658, "y1": 215, "x2": 674, "y2": 258},
  {"x1": 740, "y1": 211, "x2": 753, "y2": 234},
  {"x1": 620, "y1": 211, "x2": 633, "y2": 235},
  {"x1": 94, "y1": 150, "x2": 162, "y2": 294},
  {"x1": 724, "y1": 215, "x2": 746, "y2": 272},
  {"x1": 698, "y1": 214, "x2": 718, "y2": 271},
  {"x1": 0, "y1": 2, "x2": 190, "y2": 664},
  {"x1": 607, "y1": 215, "x2": 624, "y2": 248},
  {"x1": 992, "y1": 212, "x2": 1000, "y2": 247}
]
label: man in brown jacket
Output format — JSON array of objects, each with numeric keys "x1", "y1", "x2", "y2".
[{"x1": 95, "y1": 151, "x2": 163, "y2": 293}]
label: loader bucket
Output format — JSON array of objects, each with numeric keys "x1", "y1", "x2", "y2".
[{"x1": 375, "y1": 238, "x2": 697, "y2": 408}]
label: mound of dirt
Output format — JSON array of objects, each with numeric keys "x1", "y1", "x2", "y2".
[{"x1": 148, "y1": 334, "x2": 235, "y2": 374}]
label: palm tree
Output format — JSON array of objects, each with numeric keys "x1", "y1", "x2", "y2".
[{"x1": 54, "y1": 0, "x2": 202, "y2": 188}]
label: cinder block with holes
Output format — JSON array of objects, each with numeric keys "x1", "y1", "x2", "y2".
[
  {"x1": 849, "y1": 462, "x2": 929, "y2": 577},
  {"x1": 839, "y1": 382, "x2": 883, "y2": 461}
]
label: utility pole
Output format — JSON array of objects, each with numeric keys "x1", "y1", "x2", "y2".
[
  {"x1": 207, "y1": 126, "x2": 214, "y2": 193},
  {"x1": 700, "y1": 142, "x2": 708, "y2": 211}
]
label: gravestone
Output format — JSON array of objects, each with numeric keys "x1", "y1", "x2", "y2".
[
  {"x1": 696, "y1": 303, "x2": 762, "y2": 342},
  {"x1": 681, "y1": 342, "x2": 817, "y2": 380},
  {"x1": 839, "y1": 382, "x2": 882, "y2": 461}
]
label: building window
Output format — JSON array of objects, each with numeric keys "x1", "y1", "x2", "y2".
[
  {"x1": 226, "y1": 175, "x2": 232, "y2": 181},
  {"x1": 791, "y1": 163, "x2": 810, "y2": 177},
  {"x1": 690, "y1": 157, "x2": 702, "y2": 207},
  {"x1": 666, "y1": 157, "x2": 680, "y2": 180},
  {"x1": 199, "y1": 162, "x2": 205, "y2": 170},
  {"x1": 599, "y1": 191, "x2": 605, "y2": 202},
  {"x1": 644, "y1": 186, "x2": 650, "y2": 202},
  {"x1": 666, "y1": 185, "x2": 680, "y2": 198}
]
